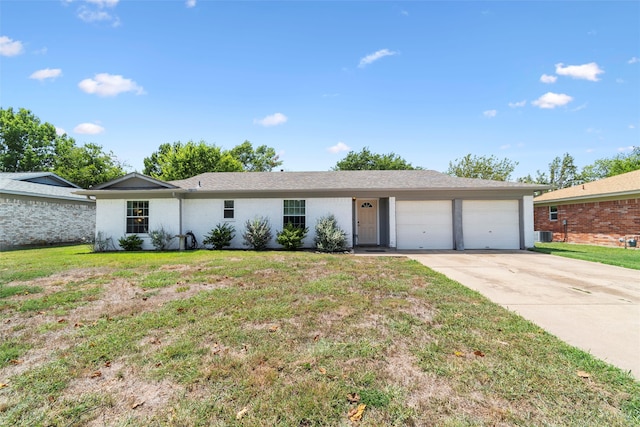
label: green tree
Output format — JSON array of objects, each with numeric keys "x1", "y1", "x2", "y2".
[
  {"x1": 332, "y1": 147, "x2": 418, "y2": 170},
  {"x1": 53, "y1": 142, "x2": 128, "y2": 188},
  {"x1": 143, "y1": 141, "x2": 243, "y2": 180},
  {"x1": 446, "y1": 154, "x2": 517, "y2": 181},
  {"x1": 521, "y1": 153, "x2": 579, "y2": 191},
  {"x1": 229, "y1": 140, "x2": 282, "y2": 171},
  {"x1": 581, "y1": 147, "x2": 640, "y2": 182},
  {"x1": 0, "y1": 107, "x2": 59, "y2": 172}
]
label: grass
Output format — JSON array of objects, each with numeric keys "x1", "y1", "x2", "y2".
[
  {"x1": 0, "y1": 245, "x2": 638, "y2": 426},
  {"x1": 532, "y1": 242, "x2": 640, "y2": 270}
]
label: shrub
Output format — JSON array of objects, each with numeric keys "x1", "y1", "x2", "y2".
[
  {"x1": 276, "y1": 222, "x2": 309, "y2": 250},
  {"x1": 314, "y1": 215, "x2": 347, "y2": 252},
  {"x1": 92, "y1": 231, "x2": 113, "y2": 252},
  {"x1": 149, "y1": 226, "x2": 175, "y2": 250},
  {"x1": 242, "y1": 217, "x2": 272, "y2": 250},
  {"x1": 203, "y1": 223, "x2": 236, "y2": 250},
  {"x1": 118, "y1": 234, "x2": 144, "y2": 251}
]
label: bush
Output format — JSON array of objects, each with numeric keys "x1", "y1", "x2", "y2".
[
  {"x1": 149, "y1": 226, "x2": 175, "y2": 250},
  {"x1": 314, "y1": 215, "x2": 347, "y2": 252},
  {"x1": 203, "y1": 223, "x2": 236, "y2": 250},
  {"x1": 276, "y1": 222, "x2": 308, "y2": 250},
  {"x1": 242, "y1": 217, "x2": 272, "y2": 250},
  {"x1": 92, "y1": 231, "x2": 114, "y2": 252},
  {"x1": 118, "y1": 234, "x2": 144, "y2": 251}
]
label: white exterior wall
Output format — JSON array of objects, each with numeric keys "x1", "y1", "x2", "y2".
[
  {"x1": 95, "y1": 198, "x2": 181, "y2": 250},
  {"x1": 183, "y1": 197, "x2": 353, "y2": 249},
  {"x1": 522, "y1": 195, "x2": 535, "y2": 248}
]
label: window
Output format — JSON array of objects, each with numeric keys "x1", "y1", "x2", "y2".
[
  {"x1": 224, "y1": 200, "x2": 234, "y2": 219},
  {"x1": 549, "y1": 206, "x2": 558, "y2": 221},
  {"x1": 126, "y1": 201, "x2": 149, "y2": 233},
  {"x1": 283, "y1": 200, "x2": 306, "y2": 228}
]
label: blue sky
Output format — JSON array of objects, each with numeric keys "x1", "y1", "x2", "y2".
[{"x1": 1, "y1": 1, "x2": 638, "y2": 179}]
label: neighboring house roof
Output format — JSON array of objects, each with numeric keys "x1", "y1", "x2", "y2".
[
  {"x1": 0, "y1": 172, "x2": 91, "y2": 202},
  {"x1": 91, "y1": 172, "x2": 178, "y2": 190},
  {"x1": 534, "y1": 170, "x2": 640, "y2": 204},
  {"x1": 77, "y1": 170, "x2": 547, "y2": 197}
]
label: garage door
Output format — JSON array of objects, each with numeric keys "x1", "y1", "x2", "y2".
[
  {"x1": 463, "y1": 200, "x2": 520, "y2": 249},
  {"x1": 396, "y1": 201, "x2": 453, "y2": 249}
]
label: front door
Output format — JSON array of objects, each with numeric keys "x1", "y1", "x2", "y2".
[{"x1": 357, "y1": 199, "x2": 378, "y2": 245}]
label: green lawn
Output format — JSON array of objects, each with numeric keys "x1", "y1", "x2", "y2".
[
  {"x1": 532, "y1": 242, "x2": 640, "y2": 270},
  {"x1": 0, "y1": 246, "x2": 638, "y2": 426}
]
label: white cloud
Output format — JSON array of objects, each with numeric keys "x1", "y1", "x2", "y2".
[
  {"x1": 483, "y1": 110, "x2": 497, "y2": 118},
  {"x1": 358, "y1": 49, "x2": 398, "y2": 68},
  {"x1": 571, "y1": 103, "x2": 588, "y2": 112},
  {"x1": 74, "y1": 123, "x2": 105, "y2": 134},
  {"x1": 253, "y1": 113, "x2": 288, "y2": 127},
  {"x1": 29, "y1": 68, "x2": 62, "y2": 81},
  {"x1": 540, "y1": 74, "x2": 557, "y2": 84},
  {"x1": 55, "y1": 127, "x2": 66, "y2": 136},
  {"x1": 85, "y1": 0, "x2": 119, "y2": 6},
  {"x1": 532, "y1": 92, "x2": 573, "y2": 109},
  {"x1": 628, "y1": 57, "x2": 639, "y2": 64},
  {"x1": 618, "y1": 146, "x2": 635, "y2": 152},
  {"x1": 508, "y1": 100, "x2": 526, "y2": 108},
  {"x1": 629, "y1": 124, "x2": 636, "y2": 129},
  {"x1": 186, "y1": 0, "x2": 196, "y2": 7},
  {"x1": 78, "y1": 73, "x2": 145, "y2": 97},
  {"x1": 0, "y1": 36, "x2": 24, "y2": 56},
  {"x1": 555, "y1": 62, "x2": 604, "y2": 81},
  {"x1": 328, "y1": 142, "x2": 350, "y2": 154},
  {"x1": 74, "y1": 0, "x2": 120, "y2": 26}
]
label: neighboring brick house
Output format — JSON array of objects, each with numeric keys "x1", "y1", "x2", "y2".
[
  {"x1": 534, "y1": 169, "x2": 640, "y2": 247},
  {"x1": 0, "y1": 172, "x2": 96, "y2": 250}
]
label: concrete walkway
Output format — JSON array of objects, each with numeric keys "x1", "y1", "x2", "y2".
[{"x1": 360, "y1": 250, "x2": 640, "y2": 379}]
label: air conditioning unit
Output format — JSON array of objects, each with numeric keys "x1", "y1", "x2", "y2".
[{"x1": 535, "y1": 231, "x2": 553, "y2": 242}]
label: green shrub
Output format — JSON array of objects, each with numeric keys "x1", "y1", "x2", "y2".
[
  {"x1": 203, "y1": 223, "x2": 236, "y2": 250},
  {"x1": 276, "y1": 222, "x2": 308, "y2": 250},
  {"x1": 149, "y1": 226, "x2": 175, "y2": 250},
  {"x1": 242, "y1": 217, "x2": 272, "y2": 250},
  {"x1": 118, "y1": 234, "x2": 144, "y2": 251},
  {"x1": 314, "y1": 215, "x2": 347, "y2": 252},
  {"x1": 92, "y1": 231, "x2": 113, "y2": 252}
]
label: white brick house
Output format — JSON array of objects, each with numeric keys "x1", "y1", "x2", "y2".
[
  {"x1": 0, "y1": 172, "x2": 95, "y2": 250},
  {"x1": 77, "y1": 170, "x2": 546, "y2": 251}
]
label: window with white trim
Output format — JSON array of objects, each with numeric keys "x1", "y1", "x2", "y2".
[
  {"x1": 126, "y1": 201, "x2": 149, "y2": 233},
  {"x1": 224, "y1": 200, "x2": 234, "y2": 219},
  {"x1": 283, "y1": 200, "x2": 306, "y2": 228},
  {"x1": 549, "y1": 205, "x2": 558, "y2": 221}
]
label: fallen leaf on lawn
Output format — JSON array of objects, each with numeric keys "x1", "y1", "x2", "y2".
[
  {"x1": 269, "y1": 325, "x2": 279, "y2": 332},
  {"x1": 132, "y1": 401, "x2": 145, "y2": 409},
  {"x1": 318, "y1": 367, "x2": 327, "y2": 375},
  {"x1": 454, "y1": 351, "x2": 465, "y2": 357},
  {"x1": 473, "y1": 350, "x2": 485, "y2": 357},
  {"x1": 577, "y1": 370, "x2": 591, "y2": 379},
  {"x1": 74, "y1": 323, "x2": 84, "y2": 328},
  {"x1": 314, "y1": 334, "x2": 320, "y2": 341},
  {"x1": 3, "y1": 319, "x2": 10, "y2": 324},
  {"x1": 104, "y1": 361, "x2": 111, "y2": 368},
  {"x1": 454, "y1": 312, "x2": 463, "y2": 318},
  {"x1": 9, "y1": 359, "x2": 22, "y2": 365},
  {"x1": 348, "y1": 404, "x2": 366, "y2": 422},
  {"x1": 57, "y1": 319, "x2": 67, "y2": 323},
  {"x1": 90, "y1": 371, "x2": 102, "y2": 378},
  {"x1": 37, "y1": 311, "x2": 46, "y2": 315},
  {"x1": 0, "y1": 383, "x2": 8, "y2": 389},
  {"x1": 347, "y1": 392, "x2": 360, "y2": 403},
  {"x1": 236, "y1": 406, "x2": 249, "y2": 420}
]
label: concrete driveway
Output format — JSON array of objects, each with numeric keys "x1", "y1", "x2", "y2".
[{"x1": 404, "y1": 251, "x2": 640, "y2": 379}]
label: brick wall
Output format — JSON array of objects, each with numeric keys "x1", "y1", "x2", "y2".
[
  {"x1": 534, "y1": 198, "x2": 640, "y2": 247},
  {"x1": 0, "y1": 196, "x2": 96, "y2": 250}
]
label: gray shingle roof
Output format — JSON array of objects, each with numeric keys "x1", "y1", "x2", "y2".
[
  {"x1": 169, "y1": 170, "x2": 547, "y2": 192},
  {"x1": 0, "y1": 178, "x2": 91, "y2": 201}
]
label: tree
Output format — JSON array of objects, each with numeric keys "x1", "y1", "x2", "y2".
[
  {"x1": 520, "y1": 153, "x2": 579, "y2": 191},
  {"x1": 581, "y1": 147, "x2": 640, "y2": 182},
  {"x1": 446, "y1": 154, "x2": 517, "y2": 181},
  {"x1": 0, "y1": 107, "x2": 127, "y2": 187},
  {"x1": 53, "y1": 142, "x2": 128, "y2": 188},
  {"x1": 229, "y1": 140, "x2": 282, "y2": 171},
  {"x1": 143, "y1": 141, "x2": 243, "y2": 180},
  {"x1": 0, "y1": 107, "x2": 59, "y2": 172},
  {"x1": 332, "y1": 147, "x2": 418, "y2": 170}
]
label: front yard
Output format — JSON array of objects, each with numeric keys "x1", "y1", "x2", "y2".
[
  {"x1": 532, "y1": 242, "x2": 640, "y2": 270},
  {"x1": 1, "y1": 246, "x2": 638, "y2": 426}
]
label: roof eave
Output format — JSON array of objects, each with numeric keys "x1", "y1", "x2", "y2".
[{"x1": 534, "y1": 189, "x2": 640, "y2": 204}]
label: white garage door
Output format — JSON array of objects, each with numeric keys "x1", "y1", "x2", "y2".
[
  {"x1": 396, "y1": 201, "x2": 453, "y2": 249},
  {"x1": 463, "y1": 200, "x2": 520, "y2": 249}
]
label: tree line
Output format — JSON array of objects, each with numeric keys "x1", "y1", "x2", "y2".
[{"x1": 1, "y1": 107, "x2": 638, "y2": 190}]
